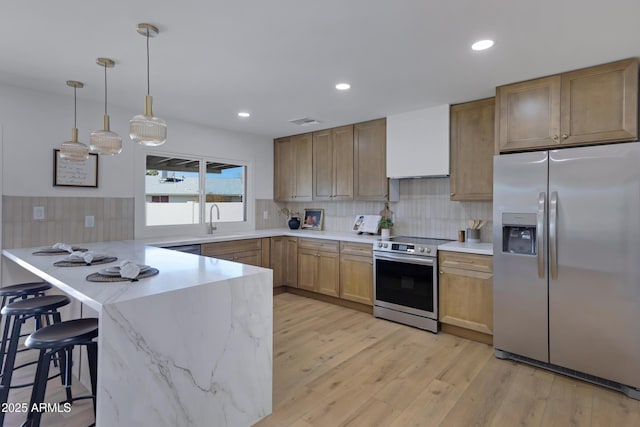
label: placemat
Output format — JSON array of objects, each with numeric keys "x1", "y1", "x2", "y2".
[
  {"x1": 53, "y1": 257, "x2": 118, "y2": 267},
  {"x1": 86, "y1": 268, "x2": 159, "y2": 282},
  {"x1": 32, "y1": 248, "x2": 88, "y2": 256}
]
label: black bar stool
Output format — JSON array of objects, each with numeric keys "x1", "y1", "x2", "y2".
[
  {"x1": 0, "y1": 295, "x2": 70, "y2": 425},
  {"x1": 0, "y1": 282, "x2": 53, "y2": 371},
  {"x1": 24, "y1": 318, "x2": 98, "y2": 427}
]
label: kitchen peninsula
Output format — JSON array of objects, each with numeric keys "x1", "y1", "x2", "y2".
[{"x1": 2, "y1": 240, "x2": 273, "y2": 426}]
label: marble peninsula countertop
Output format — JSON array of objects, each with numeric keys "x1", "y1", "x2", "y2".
[{"x1": 2, "y1": 240, "x2": 273, "y2": 426}]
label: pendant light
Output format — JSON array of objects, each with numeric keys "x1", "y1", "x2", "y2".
[
  {"x1": 129, "y1": 23, "x2": 167, "y2": 146},
  {"x1": 59, "y1": 81, "x2": 90, "y2": 161},
  {"x1": 90, "y1": 58, "x2": 122, "y2": 155}
]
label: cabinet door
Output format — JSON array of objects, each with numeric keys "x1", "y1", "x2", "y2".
[
  {"x1": 339, "y1": 254, "x2": 373, "y2": 305},
  {"x1": 285, "y1": 237, "x2": 298, "y2": 287},
  {"x1": 560, "y1": 58, "x2": 638, "y2": 146},
  {"x1": 332, "y1": 125, "x2": 354, "y2": 200},
  {"x1": 354, "y1": 119, "x2": 387, "y2": 200},
  {"x1": 274, "y1": 137, "x2": 293, "y2": 202},
  {"x1": 316, "y1": 251, "x2": 340, "y2": 297},
  {"x1": 292, "y1": 133, "x2": 313, "y2": 201},
  {"x1": 297, "y1": 248, "x2": 317, "y2": 292},
  {"x1": 439, "y1": 260, "x2": 493, "y2": 336},
  {"x1": 450, "y1": 98, "x2": 495, "y2": 201},
  {"x1": 497, "y1": 75, "x2": 561, "y2": 152},
  {"x1": 313, "y1": 129, "x2": 333, "y2": 200},
  {"x1": 234, "y1": 250, "x2": 262, "y2": 267},
  {"x1": 270, "y1": 237, "x2": 285, "y2": 287}
]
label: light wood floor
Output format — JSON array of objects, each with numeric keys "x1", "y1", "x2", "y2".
[
  {"x1": 3, "y1": 342, "x2": 94, "y2": 427},
  {"x1": 4, "y1": 293, "x2": 640, "y2": 426},
  {"x1": 255, "y1": 293, "x2": 640, "y2": 427}
]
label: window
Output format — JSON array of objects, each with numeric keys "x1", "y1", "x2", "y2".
[{"x1": 145, "y1": 155, "x2": 246, "y2": 227}]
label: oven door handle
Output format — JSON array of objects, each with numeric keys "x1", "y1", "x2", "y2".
[{"x1": 374, "y1": 253, "x2": 435, "y2": 266}]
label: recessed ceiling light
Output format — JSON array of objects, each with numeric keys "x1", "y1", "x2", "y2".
[
  {"x1": 238, "y1": 112, "x2": 250, "y2": 118},
  {"x1": 472, "y1": 39, "x2": 494, "y2": 51},
  {"x1": 335, "y1": 83, "x2": 351, "y2": 90}
]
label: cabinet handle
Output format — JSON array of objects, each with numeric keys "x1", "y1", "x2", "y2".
[
  {"x1": 450, "y1": 192, "x2": 455, "y2": 196},
  {"x1": 552, "y1": 135, "x2": 559, "y2": 142},
  {"x1": 439, "y1": 270, "x2": 444, "y2": 275},
  {"x1": 562, "y1": 134, "x2": 568, "y2": 139}
]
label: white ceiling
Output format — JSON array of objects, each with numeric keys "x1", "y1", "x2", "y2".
[{"x1": 2, "y1": 0, "x2": 640, "y2": 138}]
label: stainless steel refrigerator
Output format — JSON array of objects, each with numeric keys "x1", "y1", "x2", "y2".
[{"x1": 493, "y1": 142, "x2": 640, "y2": 399}]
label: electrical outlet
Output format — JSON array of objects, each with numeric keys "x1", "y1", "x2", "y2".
[
  {"x1": 33, "y1": 206, "x2": 45, "y2": 220},
  {"x1": 85, "y1": 215, "x2": 95, "y2": 228},
  {"x1": 263, "y1": 210, "x2": 269, "y2": 220}
]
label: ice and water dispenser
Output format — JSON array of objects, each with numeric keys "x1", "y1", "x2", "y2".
[{"x1": 502, "y1": 213, "x2": 537, "y2": 255}]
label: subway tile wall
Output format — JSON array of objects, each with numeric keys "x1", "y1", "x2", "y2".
[
  {"x1": 2, "y1": 196, "x2": 134, "y2": 249},
  {"x1": 257, "y1": 177, "x2": 493, "y2": 242}
]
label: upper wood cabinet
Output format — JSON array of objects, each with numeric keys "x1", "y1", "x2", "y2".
[
  {"x1": 497, "y1": 58, "x2": 638, "y2": 153},
  {"x1": 354, "y1": 118, "x2": 388, "y2": 201},
  {"x1": 450, "y1": 98, "x2": 495, "y2": 201},
  {"x1": 274, "y1": 133, "x2": 313, "y2": 202},
  {"x1": 313, "y1": 125, "x2": 354, "y2": 201}
]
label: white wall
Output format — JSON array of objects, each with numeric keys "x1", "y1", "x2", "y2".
[{"x1": 0, "y1": 83, "x2": 273, "y2": 235}]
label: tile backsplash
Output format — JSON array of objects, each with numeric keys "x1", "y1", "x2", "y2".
[
  {"x1": 257, "y1": 177, "x2": 493, "y2": 242},
  {"x1": 2, "y1": 196, "x2": 134, "y2": 249}
]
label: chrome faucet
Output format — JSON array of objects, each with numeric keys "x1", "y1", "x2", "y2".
[{"x1": 208, "y1": 203, "x2": 220, "y2": 234}]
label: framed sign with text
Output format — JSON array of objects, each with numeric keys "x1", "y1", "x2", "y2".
[{"x1": 53, "y1": 149, "x2": 99, "y2": 187}]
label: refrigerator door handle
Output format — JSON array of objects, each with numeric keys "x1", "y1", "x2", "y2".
[
  {"x1": 537, "y1": 192, "x2": 546, "y2": 279},
  {"x1": 550, "y1": 191, "x2": 558, "y2": 279}
]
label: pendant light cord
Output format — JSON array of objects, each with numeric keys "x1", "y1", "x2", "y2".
[
  {"x1": 146, "y1": 31, "x2": 150, "y2": 96},
  {"x1": 73, "y1": 86, "x2": 77, "y2": 129},
  {"x1": 104, "y1": 64, "x2": 108, "y2": 115}
]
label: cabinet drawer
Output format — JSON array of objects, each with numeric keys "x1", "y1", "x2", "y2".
[
  {"x1": 439, "y1": 251, "x2": 492, "y2": 272},
  {"x1": 201, "y1": 239, "x2": 261, "y2": 257},
  {"x1": 340, "y1": 241, "x2": 373, "y2": 257},
  {"x1": 298, "y1": 238, "x2": 339, "y2": 253}
]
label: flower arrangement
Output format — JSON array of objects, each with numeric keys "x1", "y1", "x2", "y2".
[{"x1": 378, "y1": 218, "x2": 394, "y2": 229}]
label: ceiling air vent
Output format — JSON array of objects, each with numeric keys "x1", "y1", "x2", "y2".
[{"x1": 289, "y1": 117, "x2": 322, "y2": 126}]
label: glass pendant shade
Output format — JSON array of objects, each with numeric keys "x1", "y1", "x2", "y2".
[
  {"x1": 129, "y1": 95, "x2": 167, "y2": 146},
  {"x1": 90, "y1": 58, "x2": 122, "y2": 155},
  {"x1": 130, "y1": 23, "x2": 166, "y2": 146},
  {"x1": 90, "y1": 115, "x2": 122, "y2": 155},
  {"x1": 60, "y1": 81, "x2": 90, "y2": 161},
  {"x1": 60, "y1": 128, "x2": 90, "y2": 161}
]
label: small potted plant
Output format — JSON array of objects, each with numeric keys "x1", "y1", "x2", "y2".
[{"x1": 378, "y1": 217, "x2": 394, "y2": 238}]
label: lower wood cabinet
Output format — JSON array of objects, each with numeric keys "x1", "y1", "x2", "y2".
[
  {"x1": 297, "y1": 238, "x2": 339, "y2": 297},
  {"x1": 201, "y1": 239, "x2": 264, "y2": 267},
  {"x1": 339, "y1": 242, "x2": 373, "y2": 305},
  {"x1": 271, "y1": 236, "x2": 298, "y2": 288},
  {"x1": 438, "y1": 251, "x2": 493, "y2": 344}
]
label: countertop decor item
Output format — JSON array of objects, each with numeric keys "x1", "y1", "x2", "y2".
[
  {"x1": 59, "y1": 81, "x2": 90, "y2": 161},
  {"x1": 129, "y1": 23, "x2": 167, "y2": 146},
  {"x1": 302, "y1": 208, "x2": 324, "y2": 230},
  {"x1": 378, "y1": 217, "x2": 394, "y2": 238},
  {"x1": 466, "y1": 219, "x2": 485, "y2": 243},
  {"x1": 90, "y1": 58, "x2": 122, "y2": 155},
  {"x1": 288, "y1": 216, "x2": 301, "y2": 230},
  {"x1": 86, "y1": 267, "x2": 159, "y2": 282}
]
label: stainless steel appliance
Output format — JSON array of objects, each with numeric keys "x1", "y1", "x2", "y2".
[
  {"x1": 493, "y1": 142, "x2": 640, "y2": 399},
  {"x1": 373, "y1": 236, "x2": 452, "y2": 332}
]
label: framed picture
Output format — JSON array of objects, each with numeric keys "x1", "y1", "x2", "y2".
[
  {"x1": 302, "y1": 208, "x2": 324, "y2": 230},
  {"x1": 53, "y1": 149, "x2": 98, "y2": 188}
]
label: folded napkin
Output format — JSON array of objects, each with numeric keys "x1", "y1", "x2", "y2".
[
  {"x1": 69, "y1": 251, "x2": 101, "y2": 264},
  {"x1": 52, "y1": 242, "x2": 74, "y2": 253},
  {"x1": 119, "y1": 260, "x2": 141, "y2": 279}
]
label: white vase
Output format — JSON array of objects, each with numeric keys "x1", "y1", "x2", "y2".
[{"x1": 381, "y1": 228, "x2": 391, "y2": 239}]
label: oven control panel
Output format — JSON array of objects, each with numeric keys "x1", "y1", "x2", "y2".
[{"x1": 375, "y1": 242, "x2": 434, "y2": 255}]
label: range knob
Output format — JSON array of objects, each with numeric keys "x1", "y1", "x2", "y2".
[
  {"x1": 383, "y1": 243, "x2": 389, "y2": 248},
  {"x1": 419, "y1": 247, "x2": 425, "y2": 253},
  {"x1": 426, "y1": 248, "x2": 432, "y2": 254},
  {"x1": 377, "y1": 242, "x2": 383, "y2": 248}
]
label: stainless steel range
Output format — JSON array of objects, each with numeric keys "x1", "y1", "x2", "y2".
[{"x1": 373, "y1": 236, "x2": 452, "y2": 333}]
